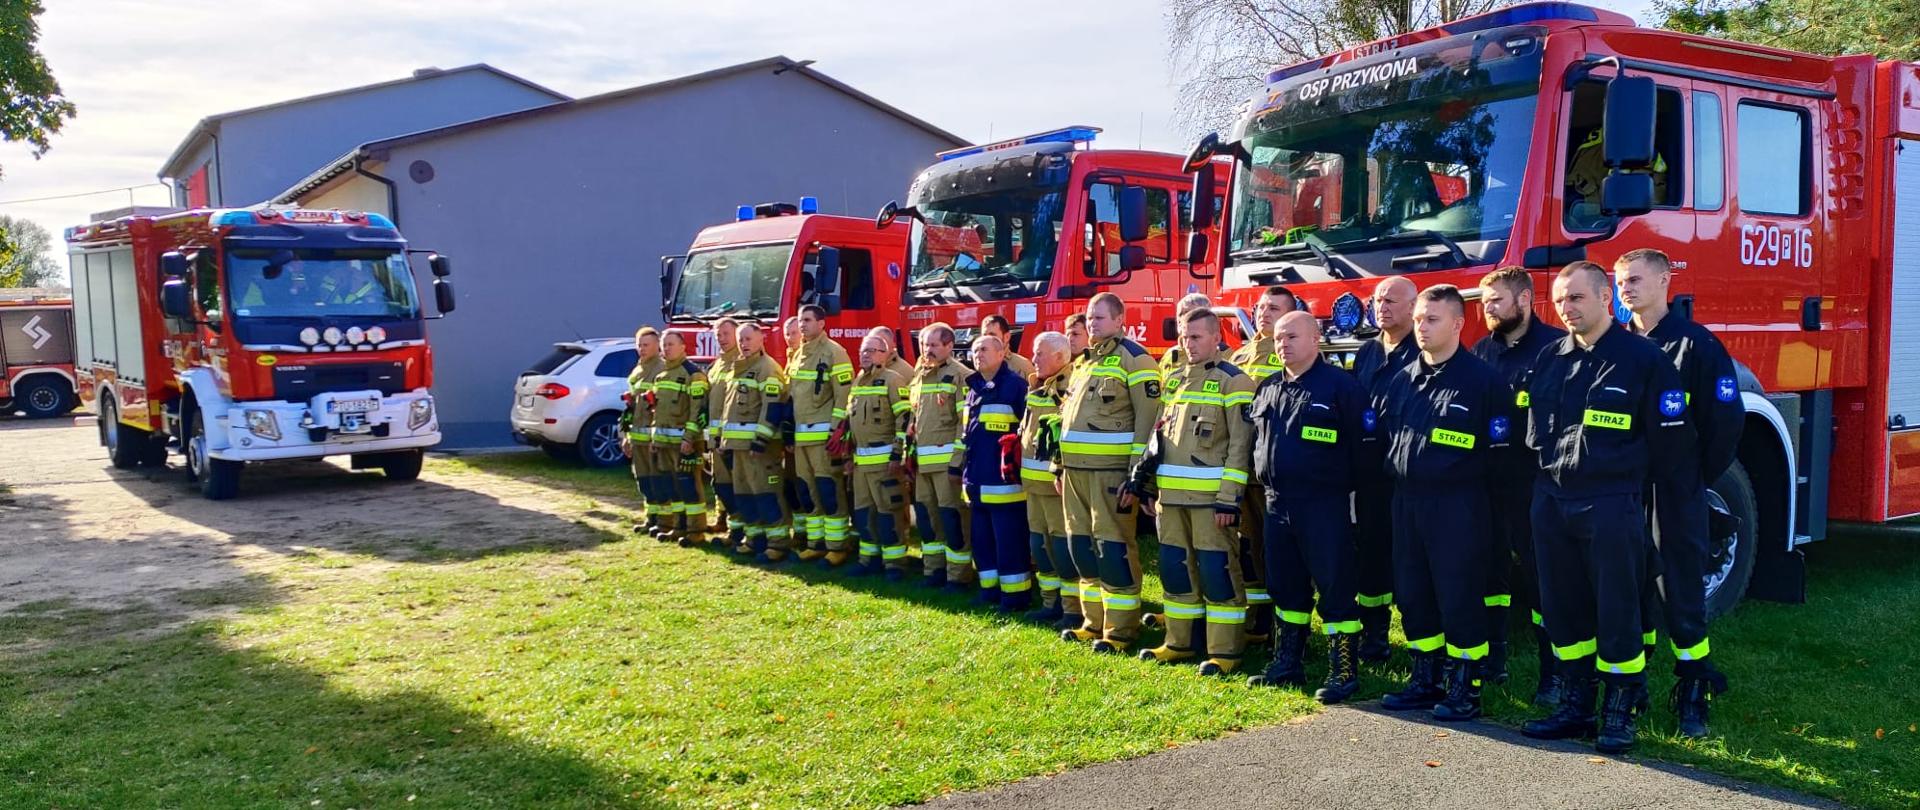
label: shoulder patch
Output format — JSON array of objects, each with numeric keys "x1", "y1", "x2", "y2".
[
  {"x1": 682, "y1": 360, "x2": 700, "y2": 374},
  {"x1": 1214, "y1": 360, "x2": 1245, "y2": 378},
  {"x1": 1660, "y1": 389, "x2": 1687, "y2": 418},
  {"x1": 1118, "y1": 338, "x2": 1148, "y2": 357},
  {"x1": 1715, "y1": 375, "x2": 1738, "y2": 403}
]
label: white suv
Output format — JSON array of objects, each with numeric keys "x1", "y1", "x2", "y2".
[{"x1": 509, "y1": 338, "x2": 638, "y2": 467}]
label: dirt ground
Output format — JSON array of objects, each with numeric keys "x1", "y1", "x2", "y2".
[{"x1": 0, "y1": 415, "x2": 607, "y2": 625}]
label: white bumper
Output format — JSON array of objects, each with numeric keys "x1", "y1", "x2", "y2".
[{"x1": 210, "y1": 388, "x2": 441, "y2": 462}]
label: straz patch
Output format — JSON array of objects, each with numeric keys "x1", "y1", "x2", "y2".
[
  {"x1": 1584, "y1": 409, "x2": 1632, "y2": 430},
  {"x1": 1660, "y1": 389, "x2": 1687, "y2": 418},
  {"x1": 1430, "y1": 427, "x2": 1475, "y2": 450}
]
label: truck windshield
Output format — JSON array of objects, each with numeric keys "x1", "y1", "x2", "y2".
[
  {"x1": 227, "y1": 248, "x2": 420, "y2": 319},
  {"x1": 670, "y1": 242, "x2": 792, "y2": 319},
  {"x1": 1228, "y1": 27, "x2": 1544, "y2": 260},
  {"x1": 907, "y1": 189, "x2": 1066, "y2": 291}
]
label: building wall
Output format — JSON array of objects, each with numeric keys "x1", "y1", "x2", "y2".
[
  {"x1": 372, "y1": 69, "x2": 958, "y2": 447},
  {"x1": 302, "y1": 174, "x2": 391, "y2": 216},
  {"x1": 210, "y1": 70, "x2": 561, "y2": 207}
]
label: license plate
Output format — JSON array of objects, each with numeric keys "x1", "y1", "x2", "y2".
[
  {"x1": 518, "y1": 395, "x2": 534, "y2": 408},
  {"x1": 328, "y1": 398, "x2": 377, "y2": 414}
]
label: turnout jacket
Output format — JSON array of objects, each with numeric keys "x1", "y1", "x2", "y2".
[
  {"x1": 1057, "y1": 336, "x2": 1162, "y2": 470},
  {"x1": 1131, "y1": 358, "x2": 1255, "y2": 511},
  {"x1": 715, "y1": 349, "x2": 785, "y2": 451},
  {"x1": 910, "y1": 356, "x2": 973, "y2": 471},
  {"x1": 847, "y1": 365, "x2": 911, "y2": 466},
  {"x1": 787, "y1": 334, "x2": 855, "y2": 445}
]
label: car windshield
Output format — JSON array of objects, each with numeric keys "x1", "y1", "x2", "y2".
[
  {"x1": 227, "y1": 248, "x2": 420, "y2": 319},
  {"x1": 907, "y1": 188, "x2": 1067, "y2": 289},
  {"x1": 670, "y1": 242, "x2": 792, "y2": 319},
  {"x1": 1228, "y1": 27, "x2": 1544, "y2": 257}
]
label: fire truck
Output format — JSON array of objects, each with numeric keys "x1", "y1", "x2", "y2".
[
  {"x1": 0, "y1": 290, "x2": 78, "y2": 419},
  {"x1": 67, "y1": 207, "x2": 456, "y2": 499},
  {"x1": 1182, "y1": 0, "x2": 1920, "y2": 610},
  {"x1": 659, "y1": 198, "x2": 911, "y2": 361}
]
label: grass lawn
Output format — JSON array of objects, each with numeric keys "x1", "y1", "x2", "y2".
[{"x1": 2, "y1": 452, "x2": 1914, "y2": 809}]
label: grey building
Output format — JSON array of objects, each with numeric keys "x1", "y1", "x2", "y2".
[
  {"x1": 158, "y1": 65, "x2": 567, "y2": 208},
  {"x1": 274, "y1": 56, "x2": 966, "y2": 447}
]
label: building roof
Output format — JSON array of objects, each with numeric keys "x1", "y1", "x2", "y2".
[
  {"x1": 272, "y1": 56, "x2": 970, "y2": 205},
  {"x1": 158, "y1": 64, "x2": 570, "y2": 181}
]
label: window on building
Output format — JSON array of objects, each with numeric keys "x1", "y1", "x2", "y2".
[
  {"x1": 1737, "y1": 102, "x2": 1810, "y2": 216},
  {"x1": 1693, "y1": 91, "x2": 1725, "y2": 211}
]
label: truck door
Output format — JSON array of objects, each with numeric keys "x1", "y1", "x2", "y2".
[
  {"x1": 1884, "y1": 141, "x2": 1920, "y2": 518},
  {"x1": 1079, "y1": 180, "x2": 1179, "y2": 347}
]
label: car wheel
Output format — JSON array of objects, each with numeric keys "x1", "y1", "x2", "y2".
[
  {"x1": 1702, "y1": 461, "x2": 1758, "y2": 621},
  {"x1": 381, "y1": 449, "x2": 425, "y2": 482},
  {"x1": 577, "y1": 412, "x2": 626, "y2": 468}
]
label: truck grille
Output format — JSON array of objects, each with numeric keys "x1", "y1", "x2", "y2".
[{"x1": 272, "y1": 361, "x2": 406, "y2": 401}]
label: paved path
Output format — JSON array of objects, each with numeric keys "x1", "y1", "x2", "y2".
[{"x1": 919, "y1": 706, "x2": 1840, "y2": 810}]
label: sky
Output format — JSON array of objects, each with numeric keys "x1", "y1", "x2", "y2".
[{"x1": 0, "y1": 0, "x2": 1657, "y2": 280}]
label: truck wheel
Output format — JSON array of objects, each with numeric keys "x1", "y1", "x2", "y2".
[
  {"x1": 16, "y1": 377, "x2": 70, "y2": 419},
  {"x1": 103, "y1": 398, "x2": 151, "y2": 471},
  {"x1": 576, "y1": 412, "x2": 626, "y2": 468},
  {"x1": 1702, "y1": 461, "x2": 1758, "y2": 621},
  {"x1": 187, "y1": 409, "x2": 242, "y2": 500},
  {"x1": 381, "y1": 449, "x2": 425, "y2": 482}
]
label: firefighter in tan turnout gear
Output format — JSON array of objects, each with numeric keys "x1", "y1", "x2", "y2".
[
  {"x1": 624, "y1": 327, "x2": 666, "y2": 535},
  {"x1": 1019, "y1": 331, "x2": 1077, "y2": 627},
  {"x1": 706, "y1": 317, "x2": 744, "y2": 547},
  {"x1": 717, "y1": 322, "x2": 791, "y2": 561},
  {"x1": 1058, "y1": 292, "x2": 1163, "y2": 654},
  {"x1": 1131, "y1": 308, "x2": 1256, "y2": 675},
  {"x1": 787, "y1": 305, "x2": 856, "y2": 565},
  {"x1": 909, "y1": 323, "x2": 974, "y2": 588},
  {"x1": 649, "y1": 331, "x2": 710, "y2": 545},
  {"x1": 844, "y1": 331, "x2": 914, "y2": 579}
]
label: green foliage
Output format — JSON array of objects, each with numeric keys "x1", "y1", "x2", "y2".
[
  {"x1": 0, "y1": 213, "x2": 60, "y2": 287},
  {"x1": 1655, "y1": 0, "x2": 1920, "y2": 61},
  {"x1": 0, "y1": 0, "x2": 76, "y2": 178}
]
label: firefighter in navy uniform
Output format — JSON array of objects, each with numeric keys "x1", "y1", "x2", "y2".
[
  {"x1": 1616, "y1": 248, "x2": 1743, "y2": 738},
  {"x1": 1521, "y1": 262, "x2": 1694, "y2": 756},
  {"x1": 1019, "y1": 331, "x2": 1077, "y2": 627},
  {"x1": 1056, "y1": 293, "x2": 1162, "y2": 654},
  {"x1": 962, "y1": 334, "x2": 1033, "y2": 611},
  {"x1": 981, "y1": 315, "x2": 1036, "y2": 380},
  {"x1": 844, "y1": 332, "x2": 914, "y2": 579},
  {"x1": 1247, "y1": 311, "x2": 1374, "y2": 703},
  {"x1": 1129, "y1": 308, "x2": 1256, "y2": 676},
  {"x1": 1228, "y1": 286, "x2": 1297, "y2": 644},
  {"x1": 1472, "y1": 267, "x2": 1567, "y2": 700},
  {"x1": 1376, "y1": 286, "x2": 1517, "y2": 721},
  {"x1": 1351, "y1": 276, "x2": 1420, "y2": 662}
]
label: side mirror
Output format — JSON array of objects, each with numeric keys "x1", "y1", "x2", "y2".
[
  {"x1": 821, "y1": 294, "x2": 842, "y2": 317},
  {"x1": 1601, "y1": 172, "x2": 1655, "y2": 217},
  {"x1": 1183, "y1": 132, "x2": 1219, "y2": 172},
  {"x1": 159, "y1": 251, "x2": 189, "y2": 280},
  {"x1": 876, "y1": 201, "x2": 900, "y2": 229},
  {"x1": 659, "y1": 254, "x2": 685, "y2": 320},
  {"x1": 160, "y1": 279, "x2": 193, "y2": 320},
  {"x1": 1189, "y1": 164, "x2": 1217, "y2": 226},
  {"x1": 1118, "y1": 186, "x2": 1149, "y2": 243},
  {"x1": 815, "y1": 246, "x2": 841, "y2": 296},
  {"x1": 429, "y1": 254, "x2": 452, "y2": 277},
  {"x1": 1186, "y1": 231, "x2": 1212, "y2": 268},
  {"x1": 1602, "y1": 75, "x2": 1657, "y2": 169},
  {"x1": 1118, "y1": 245, "x2": 1147, "y2": 273},
  {"x1": 433, "y1": 278, "x2": 457, "y2": 315}
]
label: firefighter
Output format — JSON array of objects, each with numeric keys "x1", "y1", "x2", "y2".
[
  {"x1": 868, "y1": 325, "x2": 916, "y2": 381},
  {"x1": 1157, "y1": 293, "x2": 1215, "y2": 375},
  {"x1": 1566, "y1": 128, "x2": 1669, "y2": 222},
  {"x1": 1064, "y1": 312, "x2": 1090, "y2": 358},
  {"x1": 1229, "y1": 285, "x2": 1298, "y2": 644},
  {"x1": 869, "y1": 325, "x2": 918, "y2": 534},
  {"x1": 1019, "y1": 331, "x2": 1076, "y2": 626},
  {"x1": 1056, "y1": 292, "x2": 1161, "y2": 654},
  {"x1": 788, "y1": 305, "x2": 856, "y2": 565},
  {"x1": 1376, "y1": 285, "x2": 1515, "y2": 721},
  {"x1": 623, "y1": 327, "x2": 666, "y2": 537},
  {"x1": 909, "y1": 323, "x2": 974, "y2": 588},
  {"x1": 981, "y1": 315, "x2": 1036, "y2": 380},
  {"x1": 717, "y1": 322, "x2": 793, "y2": 561},
  {"x1": 1471, "y1": 267, "x2": 1567, "y2": 703},
  {"x1": 1351, "y1": 275, "x2": 1420, "y2": 662},
  {"x1": 1129, "y1": 308, "x2": 1255, "y2": 676},
  {"x1": 963, "y1": 334, "x2": 1032, "y2": 611},
  {"x1": 780, "y1": 316, "x2": 810, "y2": 548},
  {"x1": 844, "y1": 332, "x2": 913, "y2": 580},
  {"x1": 707, "y1": 317, "x2": 744, "y2": 548},
  {"x1": 1616, "y1": 247, "x2": 1742, "y2": 738},
  {"x1": 1246, "y1": 310, "x2": 1372, "y2": 704},
  {"x1": 1520, "y1": 262, "x2": 1693, "y2": 756},
  {"x1": 652, "y1": 332, "x2": 711, "y2": 546}
]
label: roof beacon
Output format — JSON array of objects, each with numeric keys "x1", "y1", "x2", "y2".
[{"x1": 936, "y1": 125, "x2": 1102, "y2": 162}]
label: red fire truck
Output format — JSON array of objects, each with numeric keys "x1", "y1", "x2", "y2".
[
  {"x1": 0, "y1": 291, "x2": 78, "y2": 419},
  {"x1": 67, "y1": 207, "x2": 456, "y2": 499},
  {"x1": 660, "y1": 198, "x2": 912, "y2": 361},
  {"x1": 1183, "y1": 0, "x2": 1920, "y2": 610}
]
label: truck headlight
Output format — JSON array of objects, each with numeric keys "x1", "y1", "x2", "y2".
[
  {"x1": 244, "y1": 409, "x2": 281, "y2": 441},
  {"x1": 408, "y1": 398, "x2": 434, "y2": 430}
]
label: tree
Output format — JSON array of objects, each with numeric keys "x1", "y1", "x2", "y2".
[
  {"x1": 1655, "y1": 0, "x2": 1920, "y2": 61},
  {"x1": 0, "y1": 214, "x2": 61, "y2": 288},
  {"x1": 1164, "y1": 0, "x2": 1519, "y2": 136},
  {"x1": 0, "y1": 0, "x2": 77, "y2": 179}
]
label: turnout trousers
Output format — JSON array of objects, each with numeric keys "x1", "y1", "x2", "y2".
[
  {"x1": 968, "y1": 484, "x2": 1033, "y2": 609},
  {"x1": 850, "y1": 456, "x2": 911, "y2": 571},
  {"x1": 1063, "y1": 467, "x2": 1141, "y2": 644},
  {"x1": 793, "y1": 443, "x2": 851, "y2": 553},
  {"x1": 1157, "y1": 505, "x2": 1248, "y2": 661}
]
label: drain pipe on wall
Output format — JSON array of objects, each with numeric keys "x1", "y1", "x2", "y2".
[{"x1": 352, "y1": 152, "x2": 400, "y2": 225}]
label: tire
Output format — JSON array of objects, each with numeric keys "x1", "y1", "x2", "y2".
[
  {"x1": 576, "y1": 412, "x2": 626, "y2": 468},
  {"x1": 381, "y1": 449, "x2": 424, "y2": 482},
  {"x1": 186, "y1": 409, "x2": 242, "y2": 500},
  {"x1": 541, "y1": 442, "x2": 577, "y2": 462},
  {"x1": 1702, "y1": 460, "x2": 1758, "y2": 621},
  {"x1": 16, "y1": 377, "x2": 70, "y2": 419},
  {"x1": 102, "y1": 398, "x2": 151, "y2": 471}
]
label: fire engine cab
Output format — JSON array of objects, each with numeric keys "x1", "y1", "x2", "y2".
[
  {"x1": 67, "y1": 207, "x2": 456, "y2": 499},
  {"x1": 1185, "y1": 1, "x2": 1920, "y2": 610}
]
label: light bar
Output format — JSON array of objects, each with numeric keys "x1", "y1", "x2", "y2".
[
  {"x1": 936, "y1": 125, "x2": 1102, "y2": 162},
  {"x1": 1442, "y1": 2, "x2": 1603, "y2": 35}
]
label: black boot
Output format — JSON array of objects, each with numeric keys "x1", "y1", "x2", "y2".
[
  {"x1": 1052, "y1": 612, "x2": 1085, "y2": 632},
  {"x1": 1523, "y1": 674, "x2": 1597, "y2": 740},
  {"x1": 1596, "y1": 680, "x2": 1649, "y2": 755},
  {"x1": 1432, "y1": 658, "x2": 1484, "y2": 722},
  {"x1": 1380, "y1": 652, "x2": 1446, "y2": 711},
  {"x1": 1670, "y1": 670, "x2": 1728, "y2": 739},
  {"x1": 1025, "y1": 603, "x2": 1064, "y2": 625},
  {"x1": 1248, "y1": 625, "x2": 1308, "y2": 688},
  {"x1": 1531, "y1": 629, "x2": 1562, "y2": 708},
  {"x1": 922, "y1": 568, "x2": 947, "y2": 589},
  {"x1": 1358, "y1": 606, "x2": 1392, "y2": 663},
  {"x1": 1485, "y1": 641, "x2": 1510, "y2": 685},
  {"x1": 1314, "y1": 633, "x2": 1361, "y2": 704}
]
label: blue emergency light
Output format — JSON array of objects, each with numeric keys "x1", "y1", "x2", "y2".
[
  {"x1": 1442, "y1": 2, "x2": 1600, "y2": 35},
  {"x1": 799, "y1": 196, "x2": 818, "y2": 215},
  {"x1": 936, "y1": 125, "x2": 1102, "y2": 162},
  {"x1": 1331, "y1": 292, "x2": 1365, "y2": 332},
  {"x1": 736, "y1": 205, "x2": 754, "y2": 222}
]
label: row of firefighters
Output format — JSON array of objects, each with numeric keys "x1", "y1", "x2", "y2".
[{"x1": 619, "y1": 248, "x2": 1740, "y2": 757}]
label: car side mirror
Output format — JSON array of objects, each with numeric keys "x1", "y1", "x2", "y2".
[
  {"x1": 159, "y1": 251, "x2": 188, "y2": 280},
  {"x1": 429, "y1": 254, "x2": 452, "y2": 277},
  {"x1": 1118, "y1": 186, "x2": 1149, "y2": 243},
  {"x1": 433, "y1": 278, "x2": 457, "y2": 315},
  {"x1": 1602, "y1": 75, "x2": 1657, "y2": 169}
]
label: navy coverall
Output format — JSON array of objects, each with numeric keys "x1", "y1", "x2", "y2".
[
  {"x1": 1251, "y1": 359, "x2": 1373, "y2": 635},
  {"x1": 1352, "y1": 337, "x2": 1419, "y2": 626},
  {"x1": 964, "y1": 363, "x2": 1032, "y2": 610},
  {"x1": 1471, "y1": 319, "x2": 1567, "y2": 637}
]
